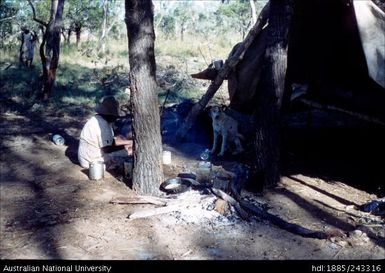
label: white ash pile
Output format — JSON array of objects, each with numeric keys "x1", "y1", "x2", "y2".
[{"x1": 158, "y1": 190, "x2": 244, "y2": 227}]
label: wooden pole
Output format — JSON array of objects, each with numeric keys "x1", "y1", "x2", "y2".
[{"x1": 299, "y1": 98, "x2": 385, "y2": 126}]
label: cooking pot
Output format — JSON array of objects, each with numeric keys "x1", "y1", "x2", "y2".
[{"x1": 160, "y1": 177, "x2": 192, "y2": 194}]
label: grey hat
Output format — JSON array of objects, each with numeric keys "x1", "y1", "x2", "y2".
[{"x1": 95, "y1": 96, "x2": 120, "y2": 117}]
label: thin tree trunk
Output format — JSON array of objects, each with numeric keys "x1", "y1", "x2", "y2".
[
  {"x1": 99, "y1": 0, "x2": 108, "y2": 54},
  {"x1": 61, "y1": 28, "x2": 71, "y2": 43},
  {"x1": 155, "y1": 1, "x2": 165, "y2": 34},
  {"x1": 125, "y1": 0, "x2": 164, "y2": 196},
  {"x1": 75, "y1": 26, "x2": 81, "y2": 48},
  {"x1": 250, "y1": 0, "x2": 257, "y2": 24},
  {"x1": 253, "y1": 0, "x2": 293, "y2": 189},
  {"x1": 67, "y1": 28, "x2": 71, "y2": 43},
  {"x1": 27, "y1": 0, "x2": 65, "y2": 100}
]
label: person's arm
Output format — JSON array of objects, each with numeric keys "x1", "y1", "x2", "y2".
[
  {"x1": 101, "y1": 135, "x2": 133, "y2": 155},
  {"x1": 114, "y1": 135, "x2": 132, "y2": 145},
  {"x1": 114, "y1": 135, "x2": 133, "y2": 156},
  {"x1": 31, "y1": 31, "x2": 37, "y2": 41},
  {"x1": 101, "y1": 144, "x2": 124, "y2": 153}
]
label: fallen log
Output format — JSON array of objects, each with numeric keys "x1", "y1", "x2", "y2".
[
  {"x1": 210, "y1": 188, "x2": 250, "y2": 220},
  {"x1": 127, "y1": 204, "x2": 188, "y2": 220},
  {"x1": 175, "y1": 2, "x2": 270, "y2": 141},
  {"x1": 229, "y1": 168, "x2": 331, "y2": 239},
  {"x1": 109, "y1": 195, "x2": 169, "y2": 206},
  {"x1": 239, "y1": 199, "x2": 329, "y2": 239},
  {"x1": 126, "y1": 195, "x2": 210, "y2": 220}
]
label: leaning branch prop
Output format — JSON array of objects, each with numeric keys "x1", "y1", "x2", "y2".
[{"x1": 175, "y1": 2, "x2": 270, "y2": 141}]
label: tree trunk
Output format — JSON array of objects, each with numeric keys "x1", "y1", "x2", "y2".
[
  {"x1": 19, "y1": 32, "x2": 25, "y2": 64},
  {"x1": 40, "y1": 0, "x2": 65, "y2": 100},
  {"x1": 75, "y1": 26, "x2": 81, "y2": 48},
  {"x1": 253, "y1": 0, "x2": 292, "y2": 189},
  {"x1": 61, "y1": 28, "x2": 71, "y2": 43},
  {"x1": 180, "y1": 22, "x2": 185, "y2": 42},
  {"x1": 99, "y1": 0, "x2": 108, "y2": 54},
  {"x1": 125, "y1": 0, "x2": 164, "y2": 196},
  {"x1": 67, "y1": 28, "x2": 71, "y2": 43},
  {"x1": 249, "y1": 0, "x2": 257, "y2": 24}
]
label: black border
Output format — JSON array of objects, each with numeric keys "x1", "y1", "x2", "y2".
[{"x1": 1, "y1": 260, "x2": 384, "y2": 273}]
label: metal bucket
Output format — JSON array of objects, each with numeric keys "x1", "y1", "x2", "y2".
[{"x1": 89, "y1": 161, "x2": 105, "y2": 180}]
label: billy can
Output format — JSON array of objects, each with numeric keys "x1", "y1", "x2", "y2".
[{"x1": 89, "y1": 161, "x2": 105, "y2": 180}]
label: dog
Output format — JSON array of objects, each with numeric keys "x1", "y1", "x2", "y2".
[{"x1": 209, "y1": 106, "x2": 244, "y2": 156}]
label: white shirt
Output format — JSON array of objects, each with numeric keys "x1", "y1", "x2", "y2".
[{"x1": 78, "y1": 115, "x2": 114, "y2": 168}]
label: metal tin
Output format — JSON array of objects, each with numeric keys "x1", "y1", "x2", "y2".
[
  {"x1": 89, "y1": 161, "x2": 105, "y2": 180},
  {"x1": 52, "y1": 134, "x2": 65, "y2": 145},
  {"x1": 200, "y1": 149, "x2": 210, "y2": 161},
  {"x1": 162, "y1": 151, "x2": 172, "y2": 165},
  {"x1": 212, "y1": 59, "x2": 224, "y2": 70}
]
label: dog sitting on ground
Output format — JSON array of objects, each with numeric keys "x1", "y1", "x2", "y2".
[{"x1": 209, "y1": 105, "x2": 244, "y2": 156}]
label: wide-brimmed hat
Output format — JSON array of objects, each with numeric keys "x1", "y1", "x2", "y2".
[{"x1": 95, "y1": 96, "x2": 120, "y2": 117}]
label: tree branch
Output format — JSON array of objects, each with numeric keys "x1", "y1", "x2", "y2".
[
  {"x1": 0, "y1": 15, "x2": 17, "y2": 22},
  {"x1": 27, "y1": 0, "x2": 48, "y2": 27}
]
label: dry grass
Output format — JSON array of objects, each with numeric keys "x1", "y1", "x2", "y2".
[{"x1": 0, "y1": 32, "x2": 232, "y2": 113}]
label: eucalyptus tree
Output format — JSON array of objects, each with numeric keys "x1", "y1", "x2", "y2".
[
  {"x1": 28, "y1": 0, "x2": 65, "y2": 100},
  {"x1": 125, "y1": 0, "x2": 163, "y2": 196},
  {"x1": 253, "y1": 0, "x2": 293, "y2": 188}
]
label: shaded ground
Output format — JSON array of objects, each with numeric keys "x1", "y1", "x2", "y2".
[{"x1": 1, "y1": 97, "x2": 384, "y2": 260}]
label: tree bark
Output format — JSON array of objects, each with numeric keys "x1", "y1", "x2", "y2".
[
  {"x1": 41, "y1": 0, "x2": 65, "y2": 100},
  {"x1": 125, "y1": 0, "x2": 164, "y2": 196},
  {"x1": 67, "y1": 28, "x2": 71, "y2": 43},
  {"x1": 253, "y1": 0, "x2": 293, "y2": 189},
  {"x1": 75, "y1": 25, "x2": 81, "y2": 48}
]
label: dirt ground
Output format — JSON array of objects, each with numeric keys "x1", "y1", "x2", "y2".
[{"x1": 1, "y1": 100, "x2": 384, "y2": 260}]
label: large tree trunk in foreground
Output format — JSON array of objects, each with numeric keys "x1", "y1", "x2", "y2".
[
  {"x1": 125, "y1": 0, "x2": 163, "y2": 196},
  {"x1": 253, "y1": 0, "x2": 293, "y2": 189}
]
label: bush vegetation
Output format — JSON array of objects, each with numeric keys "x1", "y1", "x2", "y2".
[{"x1": 0, "y1": 0, "x2": 266, "y2": 116}]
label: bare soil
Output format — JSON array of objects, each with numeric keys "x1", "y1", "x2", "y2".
[{"x1": 1, "y1": 101, "x2": 384, "y2": 260}]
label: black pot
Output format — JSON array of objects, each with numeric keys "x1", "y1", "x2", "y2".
[{"x1": 160, "y1": 177, "x2": 192, "y2": 194}]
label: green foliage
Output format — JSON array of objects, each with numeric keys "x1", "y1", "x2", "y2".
[
  {"x1": 63, "y1": 0, "x2": 103, "y2": 33},
  {"x1": 157, "y1": 14, "x2": 175, "y2": 39},
  {"x1": 1, "y1": 0, "x2": 265, "y2": 116},
  {"x1": 0, "y1": 1, "x2": 18, "y2": 43},
  {"x1": 217, "y1": 0, "x2": 252, "y2": 37}
]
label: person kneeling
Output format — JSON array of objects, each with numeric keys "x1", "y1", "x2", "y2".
[{"x1": 78, "y1": 96, "x2": 132, "y2": 171}]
